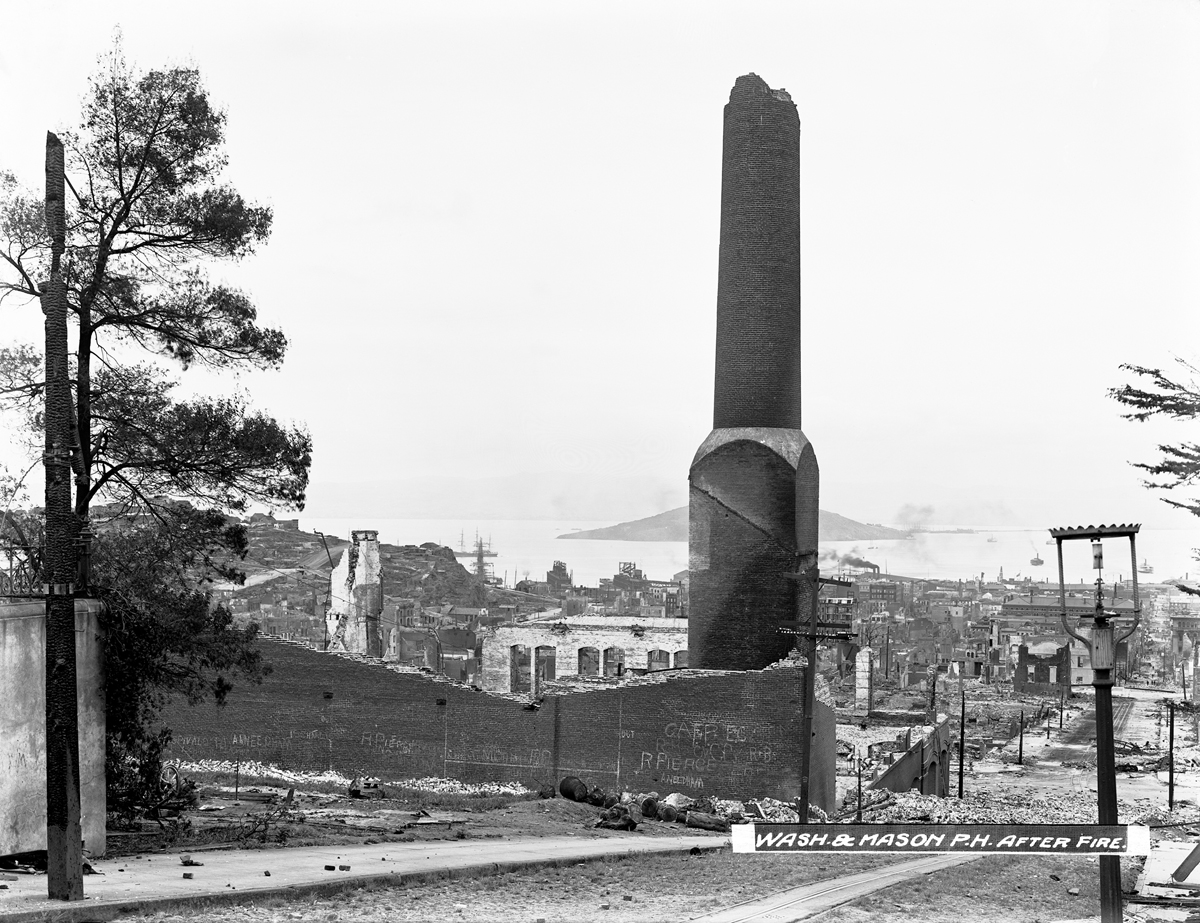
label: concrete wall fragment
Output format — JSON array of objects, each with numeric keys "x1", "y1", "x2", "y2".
[{"x1": 0, "y1": 600, "x2": 106, "y2": 857}]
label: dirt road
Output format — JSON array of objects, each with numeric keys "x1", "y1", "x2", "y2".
[{"x1": 688, "y1": 854, "x2": 980, "y2": 923}]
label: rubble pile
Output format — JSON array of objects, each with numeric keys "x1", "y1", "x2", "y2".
[
  {"x1": 177, "y1": 761, "x2": 530, "y2": 797},
  {"x1": 1165, "y1": 746, "x2": 1200, "y2": 769},
  {"x1": 744, "y1": 797, "x2": 800, "y2": 822},
  {"x1": 862, "y1": 788, "x2": 1158, "y2": 825},
  {"x1": 178, "y1": 760, "x2": 353, "y2": 787},
  {"x1": 387, "y1": 777, "x2": 532, "y2": 797},
  {"x1": 836, "y1": 724, "x2": 911, "y2": 755}
]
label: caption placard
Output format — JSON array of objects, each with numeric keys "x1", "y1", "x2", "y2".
[{"x1": 731, "y1": 824, "x2": 1150, "y2": 856}]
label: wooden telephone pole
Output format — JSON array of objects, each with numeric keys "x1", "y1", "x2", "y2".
[{"x1": 42, "y1": 131, "x2": 84, "y2": 901}]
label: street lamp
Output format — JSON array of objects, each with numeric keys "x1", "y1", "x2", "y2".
[{"x1": 1051, "y1": 523, "x2": 1142, "y2": 923}]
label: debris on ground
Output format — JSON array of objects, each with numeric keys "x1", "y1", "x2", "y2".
[
  {"x1": 178, "y1": 761, "x2": 531, "y2": 797},
  {"x1": 349, "y1": 778, "x2": 385, "y2": 800},
  {"x1": 686, "y1": 811, "x2": 731, "y2": 833},
  {"x1": 859, "y1": 788, "x2": 1175, "y2": 825}
]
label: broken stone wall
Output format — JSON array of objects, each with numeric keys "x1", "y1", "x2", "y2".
[
  {"x1": 480, "y1": 619, "x2": 689, "y2": 692},
  {"x1": 325, "y1": 530, "x2": 382, "y2": 656},
  {"x1": 162, "y1": 641, "x2": 836, "y2": 811}
]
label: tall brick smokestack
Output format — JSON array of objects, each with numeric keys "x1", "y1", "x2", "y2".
[
  {"x1": 689, "y1": 74, "x2": 819, "y2": 671},
  {"x1": 714, "y1": 74, "x2": 802, "y2": 430}
]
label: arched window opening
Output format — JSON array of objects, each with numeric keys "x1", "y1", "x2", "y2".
[
  {"x1": 647, "y1": 649, "x2": 670, "y2": 672},
  {"x1": 510, "y1": 644, "x2": 530, "y2": 693},
  {"x1": 578, "y1": 647, "x2": 600, "y2": 676},
  {"x1": 535, "y1": 645, "x2": 556, "y2": 682}
]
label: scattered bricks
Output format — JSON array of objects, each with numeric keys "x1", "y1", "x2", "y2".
[
  {"x1": 182, "y1": 872, "x2": 194, "y2": 880},
  {"x1": 324, "y1": 865, "x2": 336, "y2": 871},
  {"x1": 264, "y1": 871, "x2": 271, "y2": 876},
  {"x1": 339, "y1": 864, "x2": 351, "y2": 871},
  {"x1": 1068, "y1": 888, "x2": 1081, "y2": 896},
  {"x1": 623, "y1": 895, "x2": 633, "y2": 901},
  {"x1": 600, "y1": 904, "x2": 611, "y2": 910}
]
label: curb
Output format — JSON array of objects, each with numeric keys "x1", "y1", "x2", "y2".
[{"x1": 0, "y1": 841, "x2": 731, "y2": 923}]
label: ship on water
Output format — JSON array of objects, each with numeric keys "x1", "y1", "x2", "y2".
[
  {"x1": 452, "y1": 530, "x2": 497, "y2": 558},
  {"x1": 1139, "y1": 558, "x2": 1154, "y2": 575}
]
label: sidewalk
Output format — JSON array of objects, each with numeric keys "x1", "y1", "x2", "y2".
[{"x1": 0, "y1": 834, "x2": 728, "y2": 922}]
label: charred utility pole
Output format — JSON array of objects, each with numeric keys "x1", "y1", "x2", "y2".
[
  {"x1": 1169, "y1": 699, "x2": 1176, "y2": 811},
  {"x1": 958, "y1": 688, "x2": 965, "y2": 799},
  {"x1": 42, "y1": 132, "x2": 84, "y2": 901},
  {"x1": 781, "y1": 573, "x2": 851, "y2": 823},
  {"x1": 1053, "y1": 524, "x2": 1143, "y2": 923}
]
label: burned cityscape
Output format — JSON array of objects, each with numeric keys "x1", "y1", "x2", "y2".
[{"x1": 0, "y1": 6, "x2": 1199, "y2": 923}]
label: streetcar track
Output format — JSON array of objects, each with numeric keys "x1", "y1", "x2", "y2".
[{"x1": 691, "y1": 854, "x2": 979, "y2": 923}]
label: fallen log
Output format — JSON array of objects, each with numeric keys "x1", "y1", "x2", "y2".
[{"x1": 685, "y1": 811, "x2": 730, "y2": 833}]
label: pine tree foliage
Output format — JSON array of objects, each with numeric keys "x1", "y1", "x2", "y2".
[
  {"x1": 0, "y1": 39, "x2": 312, "y2": 807},
  {"x1": 1110, "y1": 358, "x2": 1200, "y2": 517}
]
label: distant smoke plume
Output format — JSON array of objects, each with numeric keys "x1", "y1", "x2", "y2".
[
  {"x1": 819, "y1": 547, "x2": 879, "y2": 571},
  {"x1": 896, "y1": 503, "x2": 935, "y2": 532}
]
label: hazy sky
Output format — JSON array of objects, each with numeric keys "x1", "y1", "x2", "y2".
[{"x1": 1, "y1": 0, "x2": 1198, "y2": 530}]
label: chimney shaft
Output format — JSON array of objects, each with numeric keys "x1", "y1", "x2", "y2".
[
  {"x1": 713, "y1": 74, "x2": 801, "y2": 430},
  {"x1": 689, "y1": 74, "x2": 817, "y2": 672}
]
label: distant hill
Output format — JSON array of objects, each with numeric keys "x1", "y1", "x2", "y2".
[{"x1": 557, "y1": 508, "x2": 909, "y2": 542}]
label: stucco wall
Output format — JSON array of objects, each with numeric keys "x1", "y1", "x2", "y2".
[
  {"x1": 0, "y1": 600, "x2": 106, "y2": 857},
  {"x1": 481, "y1": 620, "x2": 689, "y2": 692}
]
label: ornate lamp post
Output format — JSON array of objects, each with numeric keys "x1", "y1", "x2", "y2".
[{"x1": 1050, "y1": 523, "x2": 1142, "y2": 923}]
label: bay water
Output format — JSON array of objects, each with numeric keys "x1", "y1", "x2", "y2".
[{"x1": 298, "y1": 517, "x2": 1200, "y2": 590}]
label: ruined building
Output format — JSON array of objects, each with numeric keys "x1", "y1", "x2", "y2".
[
  {"x1": 325, "y1": 530, "x2": 383, "y2": 657},
  {"x1": 689, "y1": 74, "x2": 820, "y2": 670}
]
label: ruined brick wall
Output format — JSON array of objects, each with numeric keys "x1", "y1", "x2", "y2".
[
  {"x1": 1015, "y1": 644, "x2": 1070, "y2": 695},
  {"x1": 162, "y1": 641, "x2": 836, "y2": 810}
]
